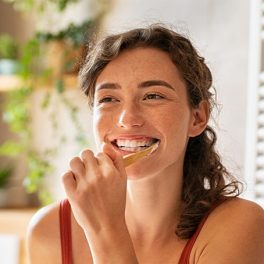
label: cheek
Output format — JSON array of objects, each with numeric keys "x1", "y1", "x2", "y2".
[
  {"x1": 158, "y1": 107, "x2": 191, "y2": 143},
  {"x1": 92, "y1": 110, "x2": 114, "y2": 145},
  {"x1": 157, "y1": 106, "x2": 187, "y2": 129}
]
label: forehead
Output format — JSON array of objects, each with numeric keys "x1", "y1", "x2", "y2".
[{"x1": 96, "y1": 47, "x2": 185, "y2": 86}]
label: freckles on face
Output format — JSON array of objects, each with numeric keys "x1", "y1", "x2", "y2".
[{"x1": 91, "y1": 47, "x2": 193, "y2": 175}]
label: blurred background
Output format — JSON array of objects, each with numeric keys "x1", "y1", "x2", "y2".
[{"x1": 0, "y1": 0, "x2": 263, "y2": 263}]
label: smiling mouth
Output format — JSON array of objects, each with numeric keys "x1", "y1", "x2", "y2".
[{"x1": 111, "y1": 138, "x2": 160, "y2": 153}]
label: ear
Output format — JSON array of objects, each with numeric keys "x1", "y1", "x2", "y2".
[{"x1": 188, "y1": 100, "x2": 209, "y2": 137}]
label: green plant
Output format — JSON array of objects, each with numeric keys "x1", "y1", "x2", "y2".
[
  {"x1": 0, "y1": 77, "x2": 56, "y2": 204},
  {"x1": 0, "y1": 30, "x2": 90, "y2": 205},
  {"x1": 36, "y1": 20, "x2": 94, "y2": 47},
  {"x1": 36, "y1": 20, "x2": 94, "y2": 75},
  {"x1": 0, "y1": 34, "x2": 18, "y2": 59},
  {"x1": 3, "y1": 0, "x2": 79, "y2": 13},
  {"x1": 0, "y1": 0, "x2": 108, "y2": 205},
  {"x1": 0, "y1": 166, "x2": 12, "y2": 188}
]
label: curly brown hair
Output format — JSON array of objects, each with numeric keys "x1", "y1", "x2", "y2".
[{"x1": 79, "y1": 24, "x2": 242, "y2": 239}]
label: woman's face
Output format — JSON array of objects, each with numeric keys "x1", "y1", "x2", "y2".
[{"x1": 92, "y1": 47, "x2": 199, "y2": 179}]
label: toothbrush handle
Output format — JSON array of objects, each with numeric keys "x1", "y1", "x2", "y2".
[{"x1": 122, "y1": 144, "x2": 157, "y2": 167}]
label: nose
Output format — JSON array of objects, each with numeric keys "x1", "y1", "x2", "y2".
[{"x1": 117, "y1": 103, "x2": 145, "y2": 129}]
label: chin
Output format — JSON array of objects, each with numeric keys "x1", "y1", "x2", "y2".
[{"x1": 125, "y1": 164, "x2": 159, "y2": 180}]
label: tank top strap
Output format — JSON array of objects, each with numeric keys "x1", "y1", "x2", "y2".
[
  {"x1": 178, "y1": 211, "x2": 210, "y2": 264},
  {"x1": 178, "y1": 199, "x2": 227, "y2": 264},
  {"x1": 59, "y1": 199, "x2": 73, "y2": 264}
]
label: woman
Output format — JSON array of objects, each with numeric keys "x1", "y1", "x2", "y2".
[{"x1": 27, "y1": 24, "x2": 264, "y2": 263}]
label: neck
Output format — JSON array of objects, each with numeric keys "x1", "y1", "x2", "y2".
[{"x1": 125, "y1": 165, "x2": 183, "y2": 248}]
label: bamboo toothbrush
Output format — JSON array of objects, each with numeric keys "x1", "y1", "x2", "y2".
[{"x1": 123, "y1": 142, "x2": 159, "y2": 167}]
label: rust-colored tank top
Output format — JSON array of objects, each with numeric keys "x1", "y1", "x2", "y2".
[{"x1": 59, "y1": 199, "x2": 223, "y2": 264}]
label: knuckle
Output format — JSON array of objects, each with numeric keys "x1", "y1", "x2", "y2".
[
  {"x1": 95, "y1": 152, "x2": 105, "y2": 159},
  {"x1": 81, "y1": 149, "x2": 94, "y2": 159},
  {"x1": 107, "y1": 171, "x2": 117, "y2": 182},
  {"x1": 69, "y1": 157, "x2": 84, "y2": 177},
  {"x1": 97, "y1": 152, "x2": 112, "y2": 164},
  {"x1": 89, "y1": 171, "x2": 103, "y2": 183},
  {"x1": 62, "y1": 171, "x2": 71, "y2": 182},
  {"x1": 69, "y1": 156, "x2": 81, "y2": 168},
  {"x1": 95, "y1": 152, "x2": 108, "y2": 164}
]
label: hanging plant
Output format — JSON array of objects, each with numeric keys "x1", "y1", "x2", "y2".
[
  {"x1": 0, "y1": 166, "x2": 13, "y2": 188},
  {"x1": 0, "y1": 21, "x2": 92, "y2": 205},
  {"x1": 0, "y1": 34, "x2": 20, "y2": 75},
  {"x1": 0, "y1": 0, "x2": 111, "y2": 206},
  {"x1": 3, "y1": 0, "x2": 79, "y2": 13}
]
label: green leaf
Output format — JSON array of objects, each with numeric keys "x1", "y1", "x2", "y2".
[
  {"x1": 0, "y1": 34, "x2": 18, "y2": 59},
  {"x1": 56, "y1": 78, "x2": 65, "y2": 93},
  {"x1": 38, "y1": 189, "x2": 53, "y2": 205},
  {"x1": 0, "y1": 141, "x2": 23, "y2": 156},
  {"x1": 41, "y1": 91, "x2": 51, "y2": 109},
  {"x1": 0, "y1": 167, "x2": 13, "y2": 187}
]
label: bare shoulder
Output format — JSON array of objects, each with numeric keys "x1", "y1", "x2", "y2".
[
  {"x1": 27, "y1": 202, "x2": 61, "y2": 263},
  {"x1": 211, "y1": 197, "x2": 264, "y2": 222},
  {"x1": 192, "y1": 198, "x2": 264, "y2": 264},
  {"x1": 210, "y1": 197, "x2": 264, "y2": 230}
]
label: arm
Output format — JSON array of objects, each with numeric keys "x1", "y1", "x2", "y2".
[
  {"x1": 195, "y1": 199, "x2": 264, "y2": 264},
  {"x1": 26, "y1": 204, "x2": 61, "y2": 264}
]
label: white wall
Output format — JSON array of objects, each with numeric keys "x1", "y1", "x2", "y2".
[
  {"x1": 101, "y1": 0, "x2": 250, "y2": 183},
  {"x1": 205, "y1": 1, "x2": 250, "y2": 178}
]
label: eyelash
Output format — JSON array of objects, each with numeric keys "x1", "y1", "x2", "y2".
[
  {"x1": 143, "y1": 93, "x2": 165, "y2": 100},
  {"x1": 98, "y1": 96, "x2": 118, "y2": 104},
  {"x1": 97, "y1": 93, "x2": 165, "y2": 105}
]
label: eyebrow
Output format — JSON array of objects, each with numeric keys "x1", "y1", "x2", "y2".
[
  {"x1": 96, "y1": 82, "x2": 121, "y2": 91},
  {"x1": 138, "y1": 80, "x2": 175, "y2": 90},
  {"x1": 96, "y1": 80, "x2": 175, "y2": 91}
]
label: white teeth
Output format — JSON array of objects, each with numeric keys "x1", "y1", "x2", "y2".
[
  {"x1": 116, "y1": 139, "x2": 154, "y2": 149},
  {"x1": 119, "y1": 146, "x2": 144, "y2": 152}
]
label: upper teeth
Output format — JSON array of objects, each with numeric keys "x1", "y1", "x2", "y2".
[{"x1": 116, "y1": 139, "x2": 155, "y2": 148}]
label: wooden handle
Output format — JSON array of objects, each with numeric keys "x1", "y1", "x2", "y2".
[{"x1": 123, "y1": 143, "x2": 158, "y2": 167}]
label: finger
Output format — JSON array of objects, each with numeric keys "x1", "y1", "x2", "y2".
[
  {"x1": 102, "y1": 142, "x2": 126, "y2": 177},
  {"x1": 80, "y1": 149, "x2": 100, "y2": 178},
  {"x1": 95, "y1": 152, "x2": 117, "y2": 178},
  {"x1": 95, "y1": 151, "x2": 112, "y2": 166},
  {"x1": 101, "y1": 142, "x2": 119, "y2": 164},
  {"x1": 62, "y1": 170, "x2": 76, "y2": 197},
  {"x1": 69, "y1": 156, "x2": 85, "y2": 181}
]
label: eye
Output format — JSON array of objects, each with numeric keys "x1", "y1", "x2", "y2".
[
  {"x1": 98, "y1": 96, "x2": 119, "y2": 104},
  {"x1": 143, "y1": 93, "x2": 165, "y2": 100}
]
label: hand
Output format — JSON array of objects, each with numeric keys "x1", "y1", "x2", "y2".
[
  {"x1": 62, "y1": 143, "x2": 127, "y2": 234},
  {"x1": 63, "y1": 144, "x2": 139, "y2": 263}
]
